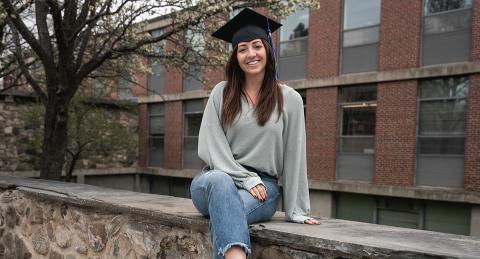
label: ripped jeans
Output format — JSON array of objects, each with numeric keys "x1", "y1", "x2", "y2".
[{"x1": 190, "y1": 166, "x2": 280, "y2": 259}]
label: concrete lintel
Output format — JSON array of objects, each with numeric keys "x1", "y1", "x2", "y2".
[
  {"x1": 137, "y1": 62, "x2": 480, "y2": 104},
  {"x1": 1, "y1": 175, "x2": 480, "y2": 258},
  {"x1": 138, "y1": 89, "x2": 208, "y2": 104},
  {"x1": 142, "y1": 167, "x2": 198, "y2": 178},
  {"x1": 309, "y1": 180, "x2": 480, "y2": 204}
]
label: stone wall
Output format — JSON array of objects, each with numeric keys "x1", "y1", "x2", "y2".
[
  {"x1": 0, "y1": 189, "x2": 209, "y2": 258},
  {"x1": 1, "y1": 176, "x2": 480, "y2": 259},
  {"x1": 0, "y1": 98, "x2": 138, "y2": 173}
]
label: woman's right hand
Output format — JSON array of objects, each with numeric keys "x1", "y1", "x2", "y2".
[{"x1": 249, "y1": 184, "x2": 267, "y2": 202}]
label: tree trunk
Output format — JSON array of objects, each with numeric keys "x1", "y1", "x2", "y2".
[{"x1": 39, "y1": 95, "x2": 70, "y2": 179}]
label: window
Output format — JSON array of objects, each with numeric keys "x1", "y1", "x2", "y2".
[
  {"x1": 422, "y1": 0, "x2": 472, "y2": 65},
  {"x1": 297, "y1": 89, "x2": 306, "y2": 115},
  {"x1": 91, "y1": 79, "x2": 105, "y2": 97},
  {"x1": 148, "y1": 29, "x2": 166, "y2": 96},
  {"x1": 416, "y1": 77, "x2": 468, "y2": 187},
  {"x1": 341, "y1": 0, "x2": 381, "y2": 74},
  {"x1": 335, "y1": 193, "x2": 471, "y2": 235},
  {"x1": 376, "y1": 197, "x2": 422, "y2": 229},
  {"x1": 278, "y1": 8, "x2": 309, "y2": 81},
  {"x1": 183, "y1": 100, "x2": 204, "y2": 169},
  {"x1": 337, "y1": 85, "x2": 377, "y2": 181},
  {"x1": 149, "y1": 103, "x2": 165, "y2": 167},
  {"x1": 183, "y1": 28, "x2": 204, "y2": 92}
]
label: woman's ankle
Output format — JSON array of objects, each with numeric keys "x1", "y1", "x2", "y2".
[{"x1": 224, "y1": 245, "x2": 247, "y2": 259}]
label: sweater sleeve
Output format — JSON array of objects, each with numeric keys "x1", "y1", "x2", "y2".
[
  {"x1": 282, "y1": 89, "x2": 311, "y2": 224},
  {"x1": 198, "y1": 82, "x2": 263, "y2": 191}
]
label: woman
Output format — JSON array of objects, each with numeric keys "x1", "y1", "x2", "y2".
[{"x1": 190, "y1": 8, "x2": 320, "y2": 259}]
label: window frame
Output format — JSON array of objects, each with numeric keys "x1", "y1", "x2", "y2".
[
  {"x1": 340, "y1": 0, "x2": 381, "y2": 74},
  {"x1": 182, "y1": 100, "x2": 204, "y2": 169},
  {"x1": 416, "y1": 78, "x2": 468, "y2": 157},
  {"x1": 148, "y1": 103, "x2": 165, "y2": 167}
]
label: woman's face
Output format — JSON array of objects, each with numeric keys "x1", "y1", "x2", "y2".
[{"x1": 236, "y1": 39, "x2": 267, "y2": 77}]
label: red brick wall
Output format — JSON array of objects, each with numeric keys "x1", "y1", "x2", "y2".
[
  {"x1": 164, "y1": 101, "x2": 183, "y2": 169},
  {"x1": 472, "y1": 0, "x2": 480, "y2": 62},
  {"x1": 165, "y1": 39, "x2": 184, "y2": 94},
  {"x1": 465, "y1": 74, "x2": 480, "y2": 191},
  {"x1": 133, "y1": 57, "x2": 148, "y2": 97},
  {"x1": 138, "y1": 104, "x2": 148, "y2": 168},
  {"x1": 204, "y1": 67, "x2": 224, "y2": 90},
  {"x1": 374, "y1": 81, "x2": 417, "y2": 186},
  {"x1": 307, "y1": 0, "x2": 341, "y2": 79},
  {"x1": 306, "y1": 87, "x2": 337, "y2": 181},
  {"x1": 379, "y1": 0, "x2": 422, "y2": 70}
]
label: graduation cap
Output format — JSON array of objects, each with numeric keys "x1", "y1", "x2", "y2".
[{"x1": 212, "y1": 8, "x2": 282, "y2": 79}]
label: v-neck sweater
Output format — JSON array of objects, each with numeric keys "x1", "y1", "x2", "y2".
[{"x1": 198, "y1": 81, "x2": 310, "y2": 223}]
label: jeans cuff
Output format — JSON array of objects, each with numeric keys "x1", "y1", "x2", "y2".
[{"x1": 219, "y1": 242, "x2": 251, "y2": 257}]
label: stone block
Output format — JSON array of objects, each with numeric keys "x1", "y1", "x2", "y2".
[
  {"x1": 0, "y1": 208, "x2": 4, "y2": 227},
  {"x1": 5, "y1": 206, "x2": 17, "y2": 228},
  {"x1": 55, "y1": 225, "x2": 72, "y2": 248},
  {"x1": 46, "y1": 222, "x2": 54, "y2": 241},
  {"x1": 49, "y1": 249, "x2": 63, "y2": 259},
  {"x1": 4, "y1": 127, "x2": 12, "y2": 135},
  {"x1": 32, "y1": 226, "x2": 50, "y2": 255},
  {"x1": 0, "y1": 243, "x2": 5, "y2": 258},
  {"x1": 87, "y1": 223, "x2": 107, "y2": 252},
  {"x1": 1, "y1": 191, "x2": 14, "y2": 203},
  {"x1": 30, "y1": 206, "x2": 43, "y2": 224},
  {"x1": 15, "y1": 235, "x2": 32, "y2": 259},
  {"x1": 73, "y1": 239, "x2": 88, "y2": 255},
  {"x1": 2, "y1": 232, "x2": 14, "y2": 252}
]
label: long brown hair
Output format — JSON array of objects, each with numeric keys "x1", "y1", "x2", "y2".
[{"x1": 221, "y1": 39, "x2": 283, "y2": 128}]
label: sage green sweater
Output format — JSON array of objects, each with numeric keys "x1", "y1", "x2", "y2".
[{"x1": 198, "y1": 81, "x2": 310, "y2": 223}]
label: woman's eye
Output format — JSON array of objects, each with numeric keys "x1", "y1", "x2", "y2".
[{"x1": 238, "y1": 48, "x2": 246, "y2": 53}]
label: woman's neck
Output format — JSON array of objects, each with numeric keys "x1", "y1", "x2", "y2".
[{"x1": 244, "y1": 72, "x2": 264, "y2": 92}]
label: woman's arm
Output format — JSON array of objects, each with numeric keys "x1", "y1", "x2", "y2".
[{"x1": 282, "y1": 89, "x2": 318, "y2": 224}]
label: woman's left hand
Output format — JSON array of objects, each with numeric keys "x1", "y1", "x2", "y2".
[{"x1": 304, "y1": 218, "x2": 321, "y2": 225}]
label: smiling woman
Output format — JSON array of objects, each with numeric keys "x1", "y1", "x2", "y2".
[{"x1": 189, "y1": 8, "x2": 320, "y2": 259}]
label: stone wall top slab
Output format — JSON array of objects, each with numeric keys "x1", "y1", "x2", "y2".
[{"x1": 1, "y1": 176, "x2": 480, "y2": 258}]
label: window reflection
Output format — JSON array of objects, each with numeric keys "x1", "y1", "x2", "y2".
[
  {"x1": 149, "y1": 103, "x2": 165, "y2": 167},
  {"x1": 183, "y1": 100, "x2": 204, "y2": 169},
  {"x1": 280, "y1": 9, "x2": 309, "y2": 42},
  {"x1": 341, "y1": 0, "x2": 381, "y2": 74},
  {"x1": 424, "y1": 0, "x2": 472, "y2": 15},
  {"x1": 339, "y1": 85, "x2": 377, "y2": 154},
  {"x1": 343, "y1": 0, "x2": 381, "y2": 30},
  {"x1": 418, "y1": 77, "x2": 468, "y2": 155}
]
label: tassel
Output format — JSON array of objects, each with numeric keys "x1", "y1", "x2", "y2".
[{"x1": 266, "y1": 17, "x2": 279, "y2": 80}]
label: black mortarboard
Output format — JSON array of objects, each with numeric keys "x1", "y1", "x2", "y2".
[{"x1": 211, "y1": 8, "x2": 282, "y2": 48}]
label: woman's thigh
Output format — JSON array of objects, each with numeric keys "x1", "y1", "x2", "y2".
[{"x1": 238, "y1": 179, "x2": 280, "y2": 224}]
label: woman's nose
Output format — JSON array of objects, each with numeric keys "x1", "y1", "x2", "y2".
[{"x1": 246, "y1": 47, "x2": 256, "y2": 57}]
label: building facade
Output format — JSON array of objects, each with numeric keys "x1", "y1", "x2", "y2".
[{"x1": 137, "y1": 0, "x2": 480, "y2": 236}]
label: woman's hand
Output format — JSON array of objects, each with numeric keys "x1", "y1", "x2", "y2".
[
  {"x1": 249, "y1": 184, "x2": 267, "y2": 202},
  {"x1": 304, "y1": 218, "x2": 321, "y2": 225}
]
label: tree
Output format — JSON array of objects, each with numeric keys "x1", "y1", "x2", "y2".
[
  {"x1": 0, "y1": 0, "x2": 319, "y2": 179},
  {"x1": 21, "y1": 96, "x2": 137, "y2": 182}
]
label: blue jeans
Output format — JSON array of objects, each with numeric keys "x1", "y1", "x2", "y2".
[{"x1": 190, "y1": 166, "x2": 280, "y2": 259}]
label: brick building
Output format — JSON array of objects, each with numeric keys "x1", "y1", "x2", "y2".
[{"x1": 137, "y1": 0, "x2": 480, "y2": 236}]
